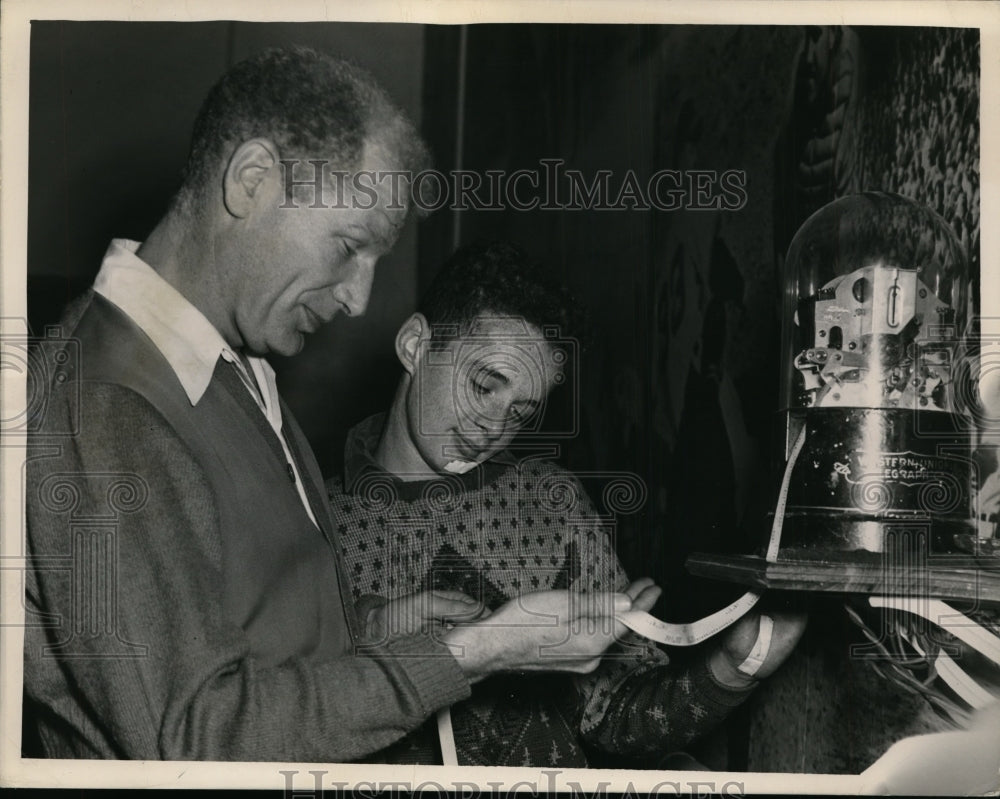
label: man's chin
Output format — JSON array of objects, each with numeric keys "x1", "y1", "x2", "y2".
[{"x1": 271, "y1": 332, "x2": 306, "y2": 357}]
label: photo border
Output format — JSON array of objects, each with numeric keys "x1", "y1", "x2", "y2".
[{"x1": 2, "y1": 0, "x2": 997, "y2": 792}]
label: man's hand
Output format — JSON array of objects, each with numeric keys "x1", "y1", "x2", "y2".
[
  {"x1": 442, "y1": 587, "x2": 643, "y2": 682},
  {"x1": 708, "y1": 608, "x2": 807, "y2": 689},
  {"x1": 365, "y1": 589, "x2": 488, "y2": 643},
  {"x1": 443, "y1": 589, "x2": 625, "y2": 679}
]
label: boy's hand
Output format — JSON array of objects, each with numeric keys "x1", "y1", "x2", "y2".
[
  {"x1": 709, "y1": 609, "x2": 808, "y2": 689},
  {"x1": 623, "y1": 576, "x2": 662, "y2": 613}
]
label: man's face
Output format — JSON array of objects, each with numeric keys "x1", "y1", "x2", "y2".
[
  {"x1": 404, "y1": 315, "x2": 563, "y2": 474},
  {"x1": 228, "y1": 140, "x2": 408, "y2": 356}
]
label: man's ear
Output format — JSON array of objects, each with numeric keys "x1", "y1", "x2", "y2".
[
  {"x1": 396, "y1": 313, "x2": 429, "y2": 375},
  {"x1": 222, "y1": 138, "x2": 280, "y2": 218}
]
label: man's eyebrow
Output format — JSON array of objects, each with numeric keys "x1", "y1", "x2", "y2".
[
  {"x1": 347, "y1": 214, "x2": 403, "y2": 246},
  {"x1": 343, "y1": 225, "x2": 390, "y2": 256},
  {"x1": 344, "y1": 223, "x2": 376, "y2": 239}
]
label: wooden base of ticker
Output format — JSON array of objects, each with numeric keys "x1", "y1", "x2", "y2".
[{"x1": 686, "y1": 553, "x2": 1000, "y2": 607}]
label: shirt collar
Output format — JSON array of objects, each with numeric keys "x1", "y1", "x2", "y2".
[
  {"x1": 92, "y1": 238, "x2": 271, "y2": 405},
  {"x1": 343, "y1": 414, "x2": 390, "y2": 487}
]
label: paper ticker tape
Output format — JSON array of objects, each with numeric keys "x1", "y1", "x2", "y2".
[
  {"x1": 736, "y1": 613, "x2": 774, "y2": 676},
  {"x1": 437, "y1": 706, "x2": 459, "y2": 765},
  {"x1": 615, "y1": 589, "x2": 763, "y2": 647},
  {"x1": 869, "y1": 596, "x2": 1000, "y2": 664},
  {"x1": 612, "y1": 426, "x2": 806, "y2": 648}
]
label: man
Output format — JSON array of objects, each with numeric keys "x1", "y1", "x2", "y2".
[
  {"x1": 23, "y1": 47, "x2": 633, "y2": 761},
  {"x1": 329, "y1": 241, "x2": 806, "y2": 767}
]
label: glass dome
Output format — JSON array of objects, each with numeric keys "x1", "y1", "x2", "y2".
[
  {"x1": 772, "y1": 193, "x2": 976, "y2": 558},
  {"x1": 780, "y1": 192, "x2": 969, "y2": 414}
]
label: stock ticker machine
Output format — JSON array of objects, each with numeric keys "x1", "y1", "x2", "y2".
[{"x1": 667, "y1": 193, "x2": 1000, "y2": 785}]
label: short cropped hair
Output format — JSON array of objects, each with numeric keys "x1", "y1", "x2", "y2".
[
  {"x1": 176, "y1": 46, "x2": 430, "y2": 208},
  {"x1": 418, "y1": 241, "x2": 590, "y2": 347}
]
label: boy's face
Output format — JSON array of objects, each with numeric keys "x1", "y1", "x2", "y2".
[{"x1": 405, "y1": 315, "x2": 562, "y2": 474}]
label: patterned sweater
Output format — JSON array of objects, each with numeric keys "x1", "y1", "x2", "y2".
[{"x1": 328, "y1": 414, "x2": 754, "y2": 767}]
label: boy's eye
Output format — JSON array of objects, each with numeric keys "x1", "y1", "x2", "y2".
[{"x1": 471, "y1": 381, "x2": 491, "y2": 397}]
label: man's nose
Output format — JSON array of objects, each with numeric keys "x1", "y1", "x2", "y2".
[{"x1": 334, "y1": 257, "x2": 377, "y2": 317}]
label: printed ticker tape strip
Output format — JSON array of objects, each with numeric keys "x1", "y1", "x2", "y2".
[
  {"x1": 614, "y1": 425, "x2": 806, "y2": 648},
  {"x1": 438, "y1": 425, "x2": 808, "y2": 763},
  {"x1": 437, "y1": 706, "x2": 459, "y2": 766},
  {"x1": 736, "y1": 612, "x2": 774, "y2": 676},
  {"x1": 614, "y1": 590, "x2": 764, "y2": 647}
]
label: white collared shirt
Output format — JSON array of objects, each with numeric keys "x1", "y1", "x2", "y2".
[{"x1": 93, "y1": 239, "x2": 319, "y2": 528}]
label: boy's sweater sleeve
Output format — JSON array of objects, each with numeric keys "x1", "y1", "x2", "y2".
[{"x1": 566, "y1": 477, "x2": 755, "y2": 756}]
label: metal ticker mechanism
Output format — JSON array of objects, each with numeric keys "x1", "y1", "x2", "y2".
[{"x1": 795, "y1": 264, "x2": 957, "y2": 413}]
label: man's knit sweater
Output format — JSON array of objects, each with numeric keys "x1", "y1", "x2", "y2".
[
  {"x1": 327, "y1": 414, "x2": 755, "y2": 767},
  {"x1": 24, "y1": 293, "x2": 470, "y2": 760}
]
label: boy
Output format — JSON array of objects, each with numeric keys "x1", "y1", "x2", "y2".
[{"x1": 328, "y1": 241, "x2": 804, "y2": 766}]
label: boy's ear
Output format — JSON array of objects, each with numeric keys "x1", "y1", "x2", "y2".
[{"x1": 396, "y1": 313, "x2": 428, "y2": 375}]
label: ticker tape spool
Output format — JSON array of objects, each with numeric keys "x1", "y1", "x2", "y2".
[{"x1": 438, "y1": 425, "x2": 807, "y2": 764}]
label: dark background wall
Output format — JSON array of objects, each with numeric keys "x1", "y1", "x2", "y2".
[
  {"x1": 27, "y1": 21, "x2": 985, "y2": 773},
  {"x1": 417, "y1": 24, "x2": 984, "y2": 773}
]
